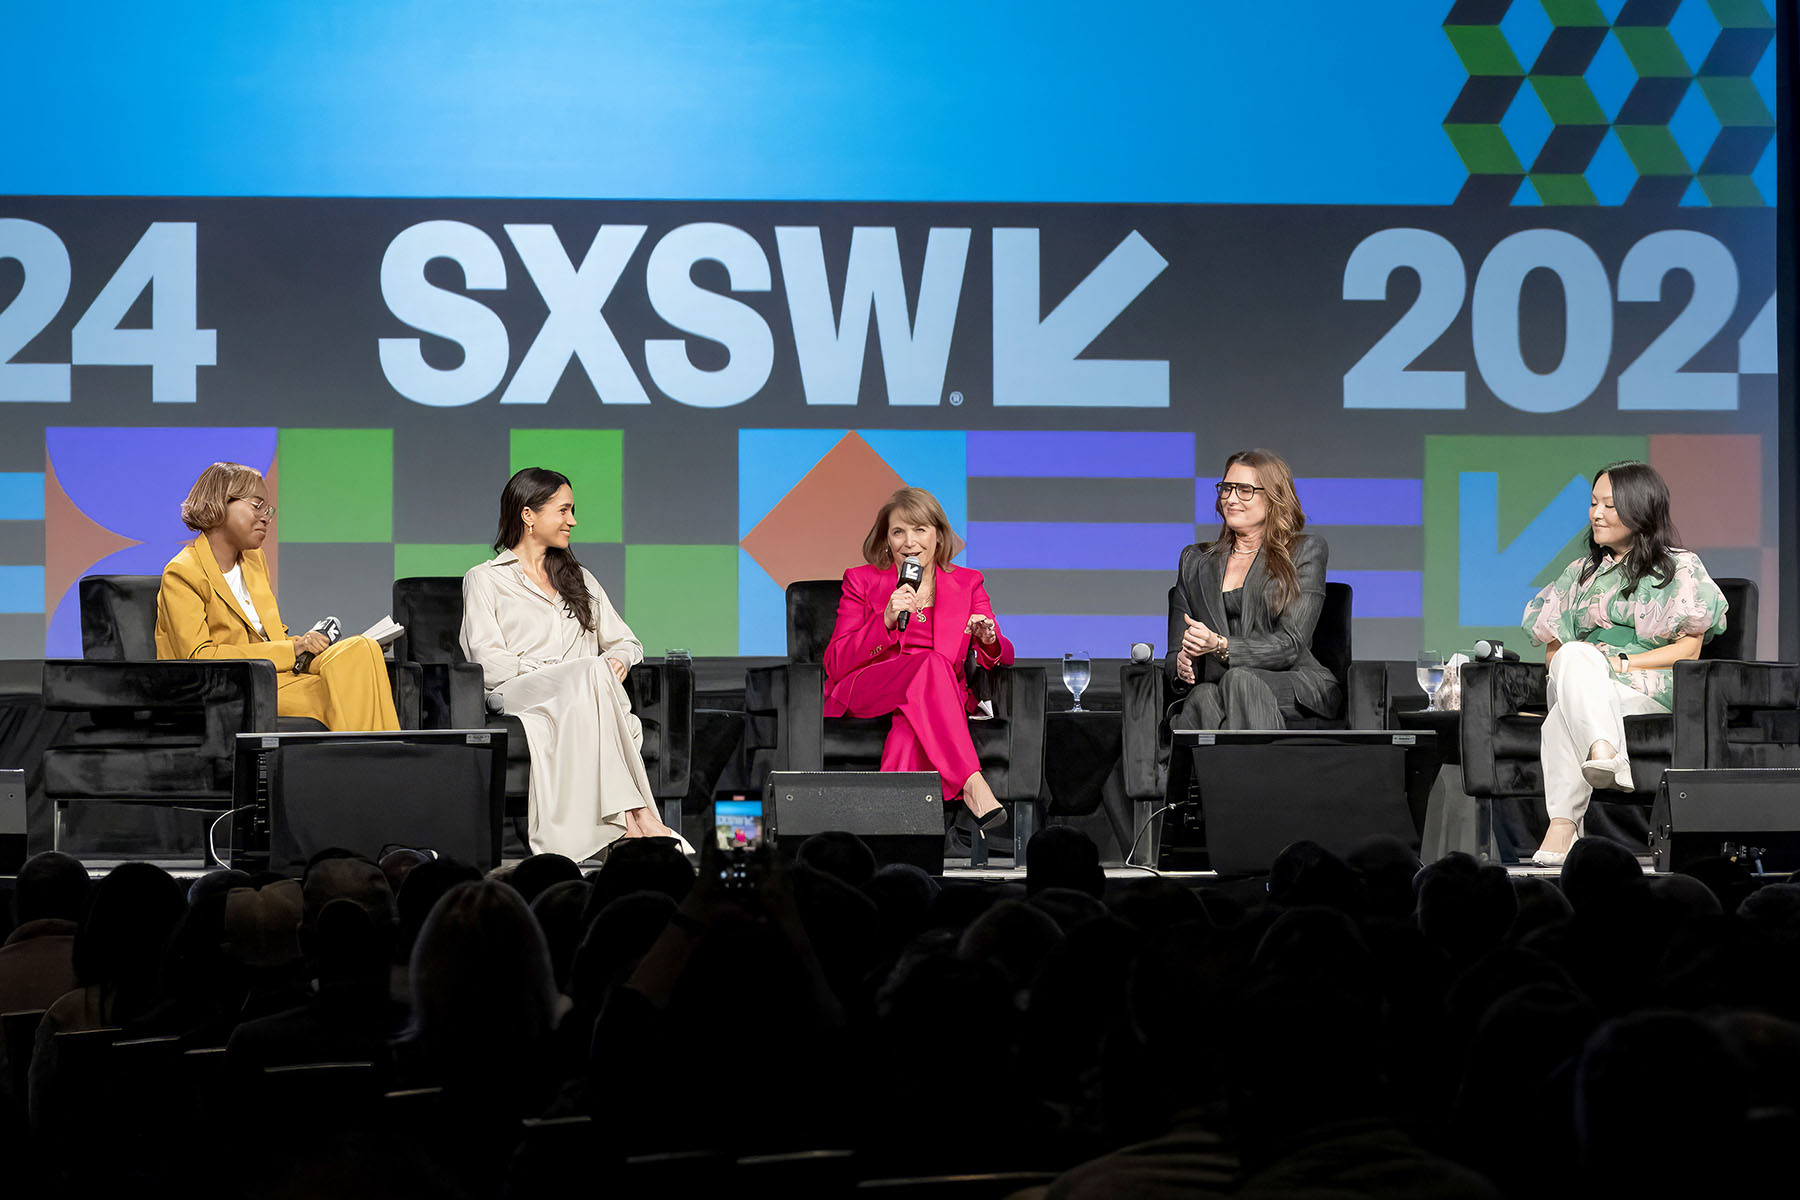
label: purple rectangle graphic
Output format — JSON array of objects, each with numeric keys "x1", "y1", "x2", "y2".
[
  {"x1": 1297, "y1": 478, "x2": 1423, "y2": 526},
  {"x1": 1327, "y1": 570, "x2": 1422, "y2": 619},
  {"x1": 964, "y1": 522, "x2": 1194, "y2": 572},
  {"x1": 967, "y1": 431, "x2": 1194, "y2": 478},
  {"x1": 998, "y1": 614, "x2": 1167, "y2": 661},
  {"x1": 1195, "y1": 476, "x2": 1423, "y2": 525}
]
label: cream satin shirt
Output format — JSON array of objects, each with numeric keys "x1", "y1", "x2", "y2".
[{"x1": 460, "y1": 550, "x2": 644, "y2": 693}]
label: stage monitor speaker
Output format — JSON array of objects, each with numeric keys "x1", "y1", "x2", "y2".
[
  {"x1": 1651, "y1": 769, "x2": 1800, "y2": 873},
  {"x1": 1163, "y1": 731, "x2": 1438, "y2": 875},
  {"x1": 765, "y1": 771, "x2": 944, "y2": 876},
  {"x1": 233, "y1": 731, "x2": 507, "y2": 873},
  {"x1": 0, "y1": 768, "x2": 24, "y2": 874}
]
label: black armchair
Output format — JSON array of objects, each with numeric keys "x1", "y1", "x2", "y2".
[
  {"x1": 40, "y1": 575, "x2": 421, "y2": 854},
  {"x1": 741, "y1": 579, "x2": 1047, "y2": 818},
  {"x1": 1459, "y1": 577, "x2": 1760, "y2": 856},
  {"x1": 390, "y1": 577, "x2": 693, "y2": 836},
  {"x1": 1121, "y1": 581, "x2": 1359, "y2": 805}
]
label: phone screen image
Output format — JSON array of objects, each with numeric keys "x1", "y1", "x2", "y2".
[{"x1": 715, "y1": 798, "x2": 764, "y2": 851}]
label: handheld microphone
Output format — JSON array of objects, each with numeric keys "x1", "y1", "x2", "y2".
[
  {"x1": 1130, "y1": 642, "x2": 1153, "y2": 663},
  {"x1": 293, "y1": 615, "x2": 342, "y2": 674},
  {"x1": 1473, "y1": 638, "x2": 1519, "y2": 662},
  {"x1": 897, "y1": 557, "x2": 923, "y2": 631}
]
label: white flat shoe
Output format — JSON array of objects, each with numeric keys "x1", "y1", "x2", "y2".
[{"x1": 1581, "y1": 754, "x2": 1633, "y2": 792}]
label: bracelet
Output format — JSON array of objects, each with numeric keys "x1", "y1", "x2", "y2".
[{"x1": 1218, "y1": 637, "x2": 1230, "y2": 662}]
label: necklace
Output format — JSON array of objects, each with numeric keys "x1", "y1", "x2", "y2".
[{"x1": 1231, "y1": 545, "x2": 1260, "y2": 557}]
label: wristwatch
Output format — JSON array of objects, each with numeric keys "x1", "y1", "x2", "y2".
[{"x1": 1615, "y1": 652, "x2": 1629, "y2": 672}]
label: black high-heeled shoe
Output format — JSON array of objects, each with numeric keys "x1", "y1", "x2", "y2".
[{"x1": 975, "y1": 804, "x2": 1009, "y2": 831}]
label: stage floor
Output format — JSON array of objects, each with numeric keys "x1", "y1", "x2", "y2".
[{"x1": 80, "y1": 857, "x2": 1647, "y2": 884}]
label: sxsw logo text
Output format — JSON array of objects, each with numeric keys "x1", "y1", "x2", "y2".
[{"x1": 376, "y1": 221, "x2": 1170, "y2": 411}]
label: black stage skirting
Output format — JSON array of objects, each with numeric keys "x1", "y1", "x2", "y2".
[{"x1": 0, "y1": 655, "x2": 1664, "y2": 867}]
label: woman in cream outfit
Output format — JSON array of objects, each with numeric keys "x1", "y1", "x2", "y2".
[{"x1": 460, "y1": 468, "x2": 687, "y2": 861}]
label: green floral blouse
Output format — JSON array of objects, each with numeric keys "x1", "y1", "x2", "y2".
[{"x1": 1522, "y1": 550, "x2": 1728, "y2": 711}]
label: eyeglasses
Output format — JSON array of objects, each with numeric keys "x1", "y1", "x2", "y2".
[
  {"x1": 1215, "y1": 482, "x2": 1267, "y2": 501},
  {"x1": 233, "y1": 496, "x2": 277, "y2": 519}
]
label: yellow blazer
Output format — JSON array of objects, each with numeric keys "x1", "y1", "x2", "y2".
[{"x1": 155, "y1": 537, "x2": 298, "y2": 671}]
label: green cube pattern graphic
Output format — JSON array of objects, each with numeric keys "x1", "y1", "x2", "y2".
[{"x1": 1443, "y1": 0, "x2": 1774, "y2": 205}]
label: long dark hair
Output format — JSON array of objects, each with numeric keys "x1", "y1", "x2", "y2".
[
  {"x1": 494, "y1": 467, "x2": 597, "y2": 633},
  {"x1": 1202, "y1": 448, "x2": 1305, "y2": 615},
  {"x1": 1579, "y1": 461, "x2": 1680, "y2": 594}
]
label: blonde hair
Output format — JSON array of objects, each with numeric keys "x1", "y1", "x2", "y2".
[
  {"x1": 861, "y1": 487, "x2": 959, "y2": 569},
  {"x1": 1204, "y1": 448, "x2": 1307, "y2": 614},
  {"x1": 180, "y1": 462, "x2": 266, "y2": 533}
]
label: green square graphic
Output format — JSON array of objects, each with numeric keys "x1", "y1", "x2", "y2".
[
  {"x1": 509, "y1": 430, "x2": 622, "y2": 543},
  {"x1": 1444, "y1": 124, "x2": 1524, "y2": 174},
  {"x1": 1444, "y1": 26, "x2": 1524, "y2": 77},
  {"x1": 623, "y1": 545, "x2": 737, "y2": 656},
  {"x1": 395, "y1": 543, "x2": 492, "y2": 581},
  {"x1": 1423, "y1": 436, "x2": 1645, "y2": 659},
  {"x1": 277, "y1": 429, "x2": 394, "y2": 543}
]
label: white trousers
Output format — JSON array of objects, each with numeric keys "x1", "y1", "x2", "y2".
[{"x1": 1540, "y1": 642, "x2": 1666, "y2": 825}]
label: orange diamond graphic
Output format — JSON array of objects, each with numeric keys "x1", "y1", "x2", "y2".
[{"x1": 741, "y1": 433, "x2": 907, "y2": 589}]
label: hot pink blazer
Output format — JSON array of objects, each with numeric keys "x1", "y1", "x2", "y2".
[{"x1": 823, "y1": 562, "x2": 1016, "y2": 717}]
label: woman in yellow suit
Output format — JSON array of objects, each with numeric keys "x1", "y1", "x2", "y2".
[{"x1": 154, "y1": 462, "x2": 399, "y2": 731}]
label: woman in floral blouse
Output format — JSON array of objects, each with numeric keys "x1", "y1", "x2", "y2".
[{"x1": 1521, "y1": 462, "x2": 1727, "y2": 867}]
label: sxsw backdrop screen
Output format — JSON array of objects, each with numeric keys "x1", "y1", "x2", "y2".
[{"x1": 0, "y1": 1, "x2": 1783, "y2": 664}]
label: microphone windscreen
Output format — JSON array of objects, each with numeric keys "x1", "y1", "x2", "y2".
[
  {"x1": 1130, "y1": 642, "x2": 1153, "y2": 663},
  {"x1": 899, "y1": 557, "x2": 923, "y2": 587}
]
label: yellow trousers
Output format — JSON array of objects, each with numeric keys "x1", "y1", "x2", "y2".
[{"x1": 275, "y1": 635, "x2": 400, "y2": 731}]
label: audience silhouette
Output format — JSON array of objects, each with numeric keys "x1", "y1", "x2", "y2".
[{"x1": 5, "y1": 824, "x2": 1794, "y2": 1197}]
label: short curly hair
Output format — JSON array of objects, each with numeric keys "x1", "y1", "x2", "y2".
[{"x1": 179, "y1": 462, "x2": 266, "y2": 533}]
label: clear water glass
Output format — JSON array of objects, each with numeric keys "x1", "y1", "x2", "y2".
[
  {"x1": 1062, "y1": 651, "x2": 1092, "y2": 712},
  {"x1": 1416, "y1": 652, "x2": 1445, "y2": 709}
]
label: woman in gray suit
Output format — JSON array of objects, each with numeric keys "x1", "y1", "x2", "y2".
[{"x1": 1164, "y1": 448, "x2": 1341, "y2": 729}]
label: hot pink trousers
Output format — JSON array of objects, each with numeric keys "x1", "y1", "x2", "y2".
[{"x1": 834, "y1": 650, "x2": 980, "y2": 801}]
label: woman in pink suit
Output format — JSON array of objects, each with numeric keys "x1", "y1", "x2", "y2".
[{"x1": 823, "y1": 487, "x2": 1014, "y2": 829}]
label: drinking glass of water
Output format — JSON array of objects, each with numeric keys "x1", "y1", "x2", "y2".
[
  {"x1": 1062, "y1": 651, "x2": 1092, "y2": 712},
  {"x1": 1416, "y1": 651, "x2": 1446, "y2": 709}
]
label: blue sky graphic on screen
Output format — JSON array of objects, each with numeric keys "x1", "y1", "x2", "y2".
[{"x1": 1, "y1": 2, "x2": 1470, "y2": 203}]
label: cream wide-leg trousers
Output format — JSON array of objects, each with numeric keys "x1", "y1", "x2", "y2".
[
  {"x1": 1540, "y1": 641, "x2": 1666, "y2": 826},
  {"x1": 493, "y1": 656, "x2": 663, "y2": 861}
]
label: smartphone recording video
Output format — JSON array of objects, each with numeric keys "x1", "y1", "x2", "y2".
[{"x1": 714, "y1": 797, "x2": 764, "y2": 852}]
